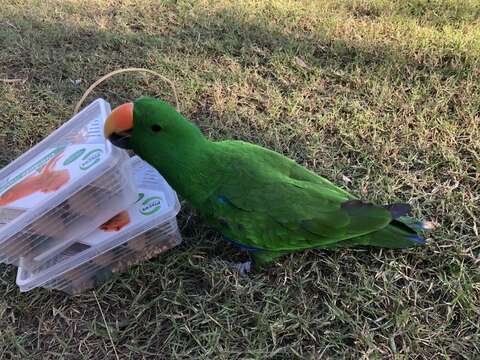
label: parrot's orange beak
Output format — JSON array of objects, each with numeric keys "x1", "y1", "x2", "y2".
[{"x1": 104, "y1": 102, "x2": 134, "y2": 149}]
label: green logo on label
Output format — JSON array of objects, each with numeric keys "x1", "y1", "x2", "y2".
[
  {"x1": 80, "y1": 149, "x2": 103, "y2": 170},
  {"x1": 63, "y1": 148, "x2": 86, "y2": 166},
  {"x1": 140, "y1": 196, "x2": 162, "y2": 215}
]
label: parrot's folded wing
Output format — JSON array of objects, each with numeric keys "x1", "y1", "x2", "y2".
[{"x1": 213, "y1": 180, "x2": 394, "y2": 249}]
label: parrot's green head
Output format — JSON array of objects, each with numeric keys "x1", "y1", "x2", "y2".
[
  {"x1": 104, "y1": 97, "x2": 207, "y2": 162},
  {"x1": 104, "y1": 96, "x2": 214, "y2": 203}
]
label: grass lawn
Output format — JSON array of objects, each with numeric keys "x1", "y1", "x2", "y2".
[{"x1": 1, "y1": 0, "x2": 479, "y2": 358}]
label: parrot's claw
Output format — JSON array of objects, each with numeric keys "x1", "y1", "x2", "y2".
[{"x1": 234, "y1": 261, "x2": 252, "y2": 276}]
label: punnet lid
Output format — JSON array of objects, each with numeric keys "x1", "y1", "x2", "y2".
[
  {"x1": 16, "y1": 157, "x2": 181, "y2": 292},
  {"x1": 0, "y1": 99, "x2": 126, "y2": 244}
]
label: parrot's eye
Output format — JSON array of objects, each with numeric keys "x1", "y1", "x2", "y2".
[{"x1": 151, "y1": 124, "x2": 162, "y2": 133}]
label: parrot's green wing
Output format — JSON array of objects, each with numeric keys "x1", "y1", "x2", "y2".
[
  {"x1": 204, "y1": 141, "x2": 396, "y2": 252},
  {"x1": 209, "y1": 181, "x2": 394, "y2": 251}
]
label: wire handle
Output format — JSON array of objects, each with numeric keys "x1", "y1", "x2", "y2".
[{"x1": 73, "y1": 67, "x2": 180, "y2": 115}]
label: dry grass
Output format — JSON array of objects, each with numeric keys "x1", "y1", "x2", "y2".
[{"x1": 1, "y1": 0, "x2": 479, "y2": 358}]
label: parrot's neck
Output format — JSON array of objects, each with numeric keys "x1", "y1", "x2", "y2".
[{"x1": 137, "y1": 135, "x2": 221, "y2": 207}]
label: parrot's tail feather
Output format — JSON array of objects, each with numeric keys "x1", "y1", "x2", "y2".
[
  {"x1": 408, "y1": 235, "x2": 427, "y2": 245},
  {"x1": 341, "y1": 218, "x2": 428, "y2": 249},
  {"x1": 384, "y1": 203, "x2": 412, "y2": 219},
  {"x1": 338, "y1": 200, "x2": 433, "y2": 248},
  {"x1": 397, "y1": 216, "x2": 436, "y2": 232},
  {"x1": 341, "y1": 200, "x2": 412, "y2": 220},
  {"x1": 407, "y1": 234, "x2": 426, "y2": 245}
]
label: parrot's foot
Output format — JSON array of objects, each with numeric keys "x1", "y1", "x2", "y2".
[{"x1": 234, "y1": 261, "x2": 252, "y2": 276}]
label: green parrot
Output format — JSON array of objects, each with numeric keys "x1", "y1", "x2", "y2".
[{"x1": 104, "y1": 97, "x2": 433, "y2": 273}]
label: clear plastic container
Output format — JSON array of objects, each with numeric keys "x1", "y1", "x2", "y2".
[
  {"x1": 16, "y1": 157, "x2": 182, "y2": 294},
  {"x1": 0, "y1": 99, "x2": 137, "y2": 270}
]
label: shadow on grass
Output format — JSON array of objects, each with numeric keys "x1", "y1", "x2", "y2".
[{"x1": 0, "y1": 5, "x2": 472, "y2": 93}]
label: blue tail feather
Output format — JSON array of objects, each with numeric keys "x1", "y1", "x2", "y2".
[
  {"x1": 398, "y1": 216, "x2": 436, "y2": 232},
  {"x1": 407, "y1": 235, "x2": 426, "y2": 245}
]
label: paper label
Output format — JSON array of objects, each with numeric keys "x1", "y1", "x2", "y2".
[
  {"x1": 0, "y1": 113, "x2": 108, "y2": 226},
  {"x1": 0, "y1": 144, "x2": 107, "y2": 212},
  {"x1": 79, "y1": 190, "x2": 169, "y2": 246}
]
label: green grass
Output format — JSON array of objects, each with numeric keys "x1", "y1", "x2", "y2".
[{"x1": 1, "y1": 0, "x2": 479, "y2": 358}]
